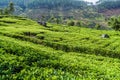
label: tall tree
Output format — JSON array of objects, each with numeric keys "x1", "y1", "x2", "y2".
[
  {"x1": 8, "y1": 2, "x2": 15, "y2": 14},
  {"x1": 0, "y1": 9, "x2": 3, "y2": 15},
  {"x1": 4, "y1": 8, "x2": 9, "y2": 15}
]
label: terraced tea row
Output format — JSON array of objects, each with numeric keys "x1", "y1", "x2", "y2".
[
  {"x1": 1, "y1": 16, "x2": 120, "y2": 59},
  {"x1": 0, "y1": 36, "x2": 120, "y2": 79},
  {"x1": 0, "y1": 30, "x2": 120, "y2": 59},
  {"x1": 1, "y1": 16, "x2": 120, "y2": 79}
]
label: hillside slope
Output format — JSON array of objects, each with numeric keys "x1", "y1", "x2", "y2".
[
  {"x1": 0, "y1": 16, "x2": 120, "y2": 80},
  {"x1": 102, "y1": 9, "x2": 120, "y2": 17}
]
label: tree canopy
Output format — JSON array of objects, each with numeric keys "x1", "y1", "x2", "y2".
[
  {"x1": 0, "y1": 0, "x2": 89, "y2": 10},
  {"x1": 97, "y1": 0, "x2": 120, "y2": 11}
]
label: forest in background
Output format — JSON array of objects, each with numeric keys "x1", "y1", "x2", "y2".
[
  {"x1": 1, "y1": 0, "x2": 120, "y2": 11},
  {"x1": 0, "y1": 0, "x2": 120, "y2": 29}
]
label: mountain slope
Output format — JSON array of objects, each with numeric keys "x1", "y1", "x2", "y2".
[
  {"x1": 101, "y1": 9, "x2": 120, "y2": 17},
  {"x1": 0, "y1": 15, "x2": 120, "y2": 79}
]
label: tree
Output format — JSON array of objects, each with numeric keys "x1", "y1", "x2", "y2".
[
  {"x1": 4, "y1": 8, "x2": 9, "y2": 15},
  {"x1": 95, "y1": 24, "x2": 101, "y2": 30},
  {"x1": 55, "y1": 18, "x2": 61, "y2": 24},
  {"x1": 41, "y1": 15, "x2": 45, "y2": 21},
  {"x1": 27, "y1": 0, "x2": 88, "y2": 10},
  {"x1": 8, "y1": 2, "x2": 15, "y2": 14},
  {"x1": 97, "y1": 0, "x2": 120, "y2": 12},
  {"x1": 48, "y1": 15, "x2": 55, "y2": 23},
  {"x1": 1, "y1": 2, "x2": 15, "y2": 15},
  {"x1": 108, "y1": 17, "x2": 120, "y2": 31},
  {"x1": 76, "y1": 21, "x2": 81, "y2": 27},
  {"x1": 68, "y1": 21, "x2": 75, "y2": 26},
  {"x1": 0, "y1": 9, "x2": 3, "y2": 15}
]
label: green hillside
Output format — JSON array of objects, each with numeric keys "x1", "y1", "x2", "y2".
[{"x1": 0, "y1": 15, "x2": 120, "y2": 80}]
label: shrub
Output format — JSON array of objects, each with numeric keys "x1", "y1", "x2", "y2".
[
  {"x1": 108, "y1": 17, "x2": 120, "y2": 31},
  {"x1": 95, "y1": 24, "x2": 101, "y2": 30},
  {"x1": 68, "y1": 21, "x2": 75, "y2": 26},
  {"x1": 76, "y1": 21, "x2": 81, "y2": 27}
]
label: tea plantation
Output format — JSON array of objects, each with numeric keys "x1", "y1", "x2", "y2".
[{"x1": 0, "y1": 15, "x2": 120, "y2": 80}]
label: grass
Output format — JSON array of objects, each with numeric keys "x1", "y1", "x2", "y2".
[{"x1": 0, "y1": 15, "x2": 120, "y2": 80}]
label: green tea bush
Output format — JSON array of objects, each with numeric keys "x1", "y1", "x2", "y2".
[{"x1": 0, "y1": 16, "x2": 120, "y2": 79}]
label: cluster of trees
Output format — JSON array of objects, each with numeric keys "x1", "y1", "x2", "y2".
[
  {"x1": 27, "y1": 0, "x2": 88, "y2": 10},
  {"x1": 0, "y1": 0, "x2": 27, "y2": 10},
  {"x1": 1, "y1": 0, "x2": 120, "y2": 14},
  {"x1": 97, "y1": 0, "x2": 120, "y2": 12},
  {"x1": 108, "y1": 16, "x2": 120, "y2": 31},
  {"x1": 48, "y1": 16, "x2": 63, "y2": 24},
  {"x1": 67, "y1": 21, "x2": 82, "y2": 27},
  {"x1": 0, "y1": 0, "x2": 89, "y2": 10},
  {"x1": 0, "y1": 2, "x2": 14, "y2": 15}
]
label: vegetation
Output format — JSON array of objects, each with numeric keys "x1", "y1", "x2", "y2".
[
  {"x1": 0, "y1": 0, "x2": 120, "y2": 79},
  {"x1": 0, "y1": 2, "x2": 14, "y2": 15},
  {"x1": 76, "y1": 21, "x2": 81, "y2": 27},
  {"x1": 95, "y1": 24, "x2": 101, "y2": 30},
  {"x1": 27, "y1": 0, "x2": 88, "y2": 10},
  {"x1": 97, "y1": 0, "x2": 120, "y2": 11},
  {"x1": 1, "y1": 0, "x2": 120, "y2": 19},
  {"x1": 0, "y1": 0, "x2": 88, "y2": 10},
  {"x1": 108, "y1": 16, "x2": 120, "y2": 31},
  {"x1": 0, "y1": 0, "x2": 103, "y2": 21},
  {"x1": 8, "y1": 2, "x2": 14, "y2": 14},
  {"x1": 67, "y1": 21, "x2": 75, "y2": 26},
  {"x1": 0, "y1": 16, "x2": 120, "y2": 79}
]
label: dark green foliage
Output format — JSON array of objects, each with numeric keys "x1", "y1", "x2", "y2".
[
  {"x1": 48, "y1": 15, "x2": 55, "y2": 23},
  {"x1": 95, "y1": 24, "x2": 101, "y2": 30},
  {"x1": 87, "y1": 22, "x2": 97, "y2": 28},
  {"x1": 0, "y1": 2, "x2": 15, "y2": 15},
  {"x1": 0, "y1": 20, "x2": 16, "y2": 24},
  {"x1": 68, "y1": 21, "x2": 75, "y2": 26},
  {"x1": 0, "y1": 0, "x2": 88, "y2": 10},
  {"x1": 8, "y1": 2, "x2": 14, "y2": 14},
  {"x1": 97, "y1": 0, "x2": 120, "y2": 11},
  {"x1": 23, "y1": 32, "x2": 37, "y2": 36},
  {"x1": 27, "y1": 0, "x2": 88, "y2": 10},
  {"x1": 0, "y1": 0, "x2": 26, "y2": 10},
  {"x1": 0, "y1": 9, "x2": 3, "y2": 15},
  {"x1": 55, "y1": 18, "x2": 60, "y2": 24},
  {"x1": 108, "y1": 17, "x2": 120, "y2": 31},
  {"x1": 0, "y1": 0, "x2": 104, "y2": 21},
  {"x1": 4, "y1": 8, "x2": 9, "y2": 15},
  {"x1": 76, "y1": 21, "x2": 81, "y2": 27}
]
